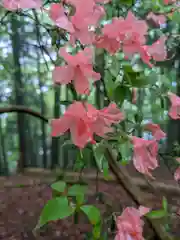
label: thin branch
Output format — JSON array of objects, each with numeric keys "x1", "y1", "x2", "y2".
[
  {"x1": 0, "y1": 11, "x2": 11, "y2": 25},
  {"x1": 0, "y1": 105, "x2": 48, "y2": 123}
]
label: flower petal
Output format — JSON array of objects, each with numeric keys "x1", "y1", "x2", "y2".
[
  {"x1": 52, "y1": 65, "x2": 74, "y2": 85},
  {"x1": 70, "y1": 119, "x2": 91, "y2": 148},
  {"x1": 51, "y1": 116, "x2": 72, "y2": 136},
  {"x1": 74, "y1": 68, "x2": 90, "y2": 95}
]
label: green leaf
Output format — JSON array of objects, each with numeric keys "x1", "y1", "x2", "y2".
[
  {"x1": 162, "y1": 197, "x2": 168, "y2": 212},
  {"x1": 123, "y1": 64, "x2": 135, "y2": 73},
  {"x1": 37, "y1": 197, "x2": 75, "y2": 228},
  {"x1": 114, "y1": 85, "x2": 131, "y2": 105},
  {"x1": 68, "y1": 184, "x2": 87, "y2": 197},
  {"x1": 109, "y1": 57, "x2": 121, "y2": 77},
  {"x1": 104, "y1": 70, "x2": 115, "y2": 99},
  {"x1": 146, "y1": 209, "x2": 167, "y2": 219},
  {"x1": 80, "y1": 205, "x2": 101, "y2": 225},
  {"x1": 76, "y1": 193, "x2": 85, "y2": 206},
  {"x1": 51, "y1": 181, "x2": 66, "y2": 193},
  {"x1": 74, "y1": 150, "x2": 85, "y2": 171},
  {"x1": 93, "y1": 143, "x2": 106, "y2": 171},
  {"x1": 119, "y1": 141, "x2": 132, "y2": 163},
  {"x1": 171, "y1": 11, "x2": 180, "y2": 24},
  {"x1": 130, "y1": 75, "x2": 150, "y2": 87}
]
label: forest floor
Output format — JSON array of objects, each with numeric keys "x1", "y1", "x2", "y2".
[{"x1": 1, "y1": 165, "x2": 180, "y2": 239}]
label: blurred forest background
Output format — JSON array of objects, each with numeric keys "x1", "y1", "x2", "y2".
[{"x1": 0, "y1": 0, "x2": 180, "y2": 177}]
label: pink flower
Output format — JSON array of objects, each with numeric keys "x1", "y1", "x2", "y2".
[
  {"x1": 168, "y1": 92, "x2": 180, "y2": 120},
  {"x1": 135, "y1": 35, "x2": 167, "y2": 67},
  {"x1": 89, "y1": 103, "x2": 125, "y2": 137},
  {"x1": 121, "y1": 11, "x2": 148, "y2": 45},
  {"x1": 51, "y1": 101, "x2": 95, "y2": 148},
  {"x1": 143, "y1": 123, "x2": 166, "y2": 141},
  {"x1": 131, "y1": 137, "x2": 159, "y2": 178},
  {"x1": 3, "y1": 0, "x2": 42, "y2": 10},
  {"x1": 115, "y1": 207, "x2": 144, "y2": 240},
  {"x1": 146, "y1": 12, "x2": 166, "y2": 26},
  {"x1": 65, "y1": 0, "x2": 105, "y2": 44},
  {"x1": 45, "y1": 1, "x2": 104, "y2": 44},
  {"x1": 47, "y1": 3, "x2": 74, "y2": 32},
  {"x1": 94, "y1": 18, "x2": 122, "y2": 54},
  {"x1": 52, "y1": 47, "x2": 101, "y2": 95},
  {"x1": 94, "y1": 35, "x2": 121, "y2": 54},
  {"x1": 145, "y1": 35, "x2": 167, "y2": 62},
  {"x1": 95, "y1": 11, "x2": 148, "y2": 56},
  {"x1": 51, "y1": 102, "x2": 124, "y2": 148}
]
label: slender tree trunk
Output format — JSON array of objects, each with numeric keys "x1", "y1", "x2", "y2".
[
  {"x1": 36, "y1": 55, "x2": 48, "y2": 168},
  {"x1": 0, "y1": 118, "x2": 8, "y2": 175},
  {"x1": 31, "y1": 122, "x2": 39, "y2": 166},
  {"x1": 26, "y1": 119, "x2": 37, "y2": 167},
  {"x1": 34, "y1": 11, "x2": 48, "y2": 168},
  {"x1": 39, "y1": 85, "x2": 48, "y2": 168},
  {"x1": 10, "y1": 15, "x2": 26, "y2": 173},
  {"x1": 51, "y1": 86, "x2": 61, "y2": 169}
]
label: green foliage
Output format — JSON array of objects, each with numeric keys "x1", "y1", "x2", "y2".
[
  {"x1": 114, "y1": 85, "x2": 131, "y2": 105},
  {"x1": 67, "y1": 184, "x2": 88, "y2": 197},
  {"x1": 118, "y1": 140, "x2": 132, "y2": 164},
  {"x1": 51, "y1": 181, "x2": 66, "y2": 193},
  {"x1": 80, "y1": 205, "x2": 101, "y2": 225},
  {"x1": 169, "y1": 11, "x2": 180, "y2": 24},
  {"x1": 93, "y1": 143, "x2": 110, "y2": 179},
  {"x1": 37, "y1": 197, "x2": 75, "y2": 228}
]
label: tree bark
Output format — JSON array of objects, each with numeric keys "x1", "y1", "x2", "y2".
[
  {"x1": 10, "y1": 15, "x2": 27, "y2": 173},
  {"x1": 51, "y1": 86, "x2": 60, "y2": 169}
]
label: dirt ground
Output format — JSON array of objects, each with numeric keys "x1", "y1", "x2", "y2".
[{"x1": 1, "y1": 167, "x2": 180, "y2": 240}]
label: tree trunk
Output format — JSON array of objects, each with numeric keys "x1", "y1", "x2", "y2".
[
  {"x1": 34, "y1": 11, "x2": 48, "y2": 168},
  {"x1": 0, "y1": 118, "x2": 8, "y2": 175},
  {"x1": 51, "y1": 86, "x2": 61, "y2": 169},
  {"x1": 10, "y1": 14, "x2": 26, "y2": 173}
]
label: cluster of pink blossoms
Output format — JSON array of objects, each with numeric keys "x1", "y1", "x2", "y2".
[
  {"x1": 3, "y1": 0, "x2": 180, "y2": 180},
  {"x1": 51, "y1": 101, "x2": 124, "y2": 148},
  {"x1": 2, "y1": 0, "x2": 180, "y2": 238}
]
